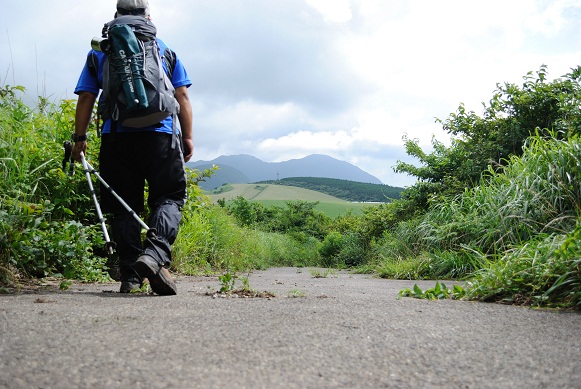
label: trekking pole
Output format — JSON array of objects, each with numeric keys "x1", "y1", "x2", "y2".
[
  {"x1": 79, "y1": 152, "x2": 156, "y2": 239},
  {"x1": 63, "y1": 142, "x2": 114, "y2": 254},
  {"x1": 79, "y1": 151, "x2": 117, "y2": 256}
]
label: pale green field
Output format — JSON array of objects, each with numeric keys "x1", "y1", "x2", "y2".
[{"x1": 206, "y1": 184, "x2": 378, "y2": 217}]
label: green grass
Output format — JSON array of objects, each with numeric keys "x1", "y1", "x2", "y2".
[
  {"x1": 381, "y1": 134, "x2": 581, "y2": 308},
  {"x1": 172, "y1": 206, "x2": 323, "y2": 275},
  {"x1": 207, "y1": 183, "x2": 375, "y2": 217},
  {"x1": 0, "y1": 87, "x2": 109, "y2": 282},
  {"x1": 208, "y1": 183, "x2": 350, "y2": 201}
]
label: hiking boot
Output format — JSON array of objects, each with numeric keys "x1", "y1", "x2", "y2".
[
  {"x1": 133, "y1": 254, "x2": 177, "y2": 296},
  {"x1": 120, "y1": 276, "x2": 142, "y2": 293}
]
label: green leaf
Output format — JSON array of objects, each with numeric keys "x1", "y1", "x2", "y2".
[
  {"x1": 59, "y1": 280, "x2": 72, "y2": 290},
  {"x1": 413, "y1": 284, "x2": 423, "y2": 297}
]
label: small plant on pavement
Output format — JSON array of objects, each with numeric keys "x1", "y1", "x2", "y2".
[
  {"x1": 288, "y1": 288, "x2": 306, "y2": 298},
  {"x1": 213, "y1": 271, "x2": 275, "y2": 298},
  {"x1": 218, "y1": 272, "x2": 236, "y2": 294},
  {"x1": 309, "y1": 268, "x2": 337, "y2": 278},
  {"x1": 130, "y1": 283, "x2": 151, "y2": 294},
  {"x1": 59, "y1": 280, "x2": 72, "y2": 290},
  {"x1": 399, "y1": 282, "x2": 465, "y2": 300}
]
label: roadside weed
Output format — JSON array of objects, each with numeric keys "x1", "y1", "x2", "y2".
[
  {"x1": 309, "y1": 268, "x2": 337, "y2": 278},
  {"x1": 288, "y1": 288, "x2": 306, "y2": 298},
  {"x1": 219, "y1": 272, "x2": 236, "y2": 293},
  {"x1": 399, "y1": 282, "x2": 465, "y2": 300},
  {"x1": 130, "y1": 283, "x2": 151, "y2": 294},
  {"x1": 59, "y1": 280, "x2": 72, "y2": 290}
]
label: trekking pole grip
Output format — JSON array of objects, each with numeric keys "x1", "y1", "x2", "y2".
[{"x1": 62, "y1": 141, "x2": 75, "y2": 176}]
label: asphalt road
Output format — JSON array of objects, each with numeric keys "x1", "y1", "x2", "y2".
[{"x1": 1, "y1": 268, "x2": 579, "y2": 389}]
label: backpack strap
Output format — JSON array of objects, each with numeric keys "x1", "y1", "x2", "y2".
[
  {"x1": 88, "y1": 52, "x2": 99, "y2": 79},
  {"x1": 163, "y1": 48, "x2": 176, "y2": 80},
  {"x1": 87, "y1": 52, "x2": 103, "y2": 137},
  {"x1": 162, "y1": 47, "x2": 178, "y2": 149},
  {"x1": 171, "y1": 112, "x2": 177, "y2": 150}
]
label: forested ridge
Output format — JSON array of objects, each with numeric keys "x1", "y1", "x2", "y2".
[{"x1": 256, "y1": 177, "x2": 403, "y2": 202}]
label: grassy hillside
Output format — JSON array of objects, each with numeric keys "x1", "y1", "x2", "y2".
[{"x1": 207, "y1": 184, "x2": 374, "y2": 217}]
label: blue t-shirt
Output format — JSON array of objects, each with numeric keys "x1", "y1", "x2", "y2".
[{"x1": 74, "y1": 38, "x2": 192, "y2": 135}]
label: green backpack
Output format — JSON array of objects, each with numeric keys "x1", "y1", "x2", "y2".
[{"x1": 92, "y1": 15, "x2": 179, "y2": 134}]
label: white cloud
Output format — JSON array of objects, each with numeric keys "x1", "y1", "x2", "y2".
[
  {"x1": 3, "y1": 0, "x2": 581, "y2": 186},
  {"x1": 305, "y1": 0, "x2": 353, "y2": 23},
  {"x1": 199, "y1": 100, "x2": 307, "y2": 137},
  {"x1": 258, "y1": 130, "x2": 353, "y2": 158}
]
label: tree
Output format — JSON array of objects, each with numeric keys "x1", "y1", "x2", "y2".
[{"x1": 395, "y1": 65, "x2": 581, "y2": 210}]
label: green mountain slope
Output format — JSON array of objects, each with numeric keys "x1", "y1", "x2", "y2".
[
  {"x1": 208, "y1": 183, "x2": 348, "y2": 202},
  {"x1": 207, "y1": 183, "x2": 373, "y2": 217}
]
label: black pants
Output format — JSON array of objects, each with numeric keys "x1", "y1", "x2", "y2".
[{"x1": 99, "y1": 132, "x2": 187, "y2": 280}]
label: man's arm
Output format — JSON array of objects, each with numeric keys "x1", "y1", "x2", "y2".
[
  {"x1": 175, "y1": 86, "x2": 193, "y2": 162},
  {"x1": 72, "y1": 91, "x2": 97, "y2": 162}
]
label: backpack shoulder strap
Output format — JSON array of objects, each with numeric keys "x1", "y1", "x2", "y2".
[
  {"x1": 88, "y1": 51, "x2": 99, "y2": 80},
  {"x1": 157, "y1": 42, "x2": 178, "y2": 149},
  {"x1": 163, "y1": 48, "x2": 176, "y2": 80},
  {"x1": 87, "y1": 51, "x2": 103, "y2": 136}
]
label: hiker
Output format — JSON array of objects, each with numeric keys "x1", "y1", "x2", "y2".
[{"x1": 72, "y1": 0, "x2": 193, "y2": 295}]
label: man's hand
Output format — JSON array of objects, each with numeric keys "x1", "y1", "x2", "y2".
[
  {"x1": 72, "y1": 140, "x2": 87, "y2": 162},
  {"x1": 182, "y1": 138, "x2": 194, "y2": 162},
  {"x1": 175, "y1": 86, "x2": 194, "y2": 162}
]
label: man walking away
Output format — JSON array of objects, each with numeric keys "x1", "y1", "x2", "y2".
[{"x1": 72, "y1": 0, "x2": 194, "y2": 295}]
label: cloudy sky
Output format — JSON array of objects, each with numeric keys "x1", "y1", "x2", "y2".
[{"x1": 2, "y1": 0, "x2": 581, "y2": 186}]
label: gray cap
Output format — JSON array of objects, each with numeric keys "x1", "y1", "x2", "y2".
[{"x1": 116, "y1": 0, "x2": 150, "y2": 16}]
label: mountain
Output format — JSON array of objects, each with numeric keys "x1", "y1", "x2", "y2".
[
  {"x1": 192, "y1": 163, "x2": 250, "y2": 188},
  {"x1": 187, "y1": 154, "x2": 383, "y2": 190}
]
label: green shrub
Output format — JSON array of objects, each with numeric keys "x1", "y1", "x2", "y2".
[
  {"x1": 466, "y1": 224, "x2": 581, "y2": 308},
  {"x1": 465, "y1": 234, "x2": 568, "y2": 306},
  {"x1": 173, "y1": 205, "x2": 322, "y2": 274},
  {"x1": 319, "y1": 231, "x2": 343, "y2": 266},
  {"x1": 334, "y1": 232, "x2": 367, "y2": 267},
  {"x1": 423, "y1": 134, "x2": 580, "y2": 254},
  {"x1": 0, "y1": 87, "x2": 109, "y2": 283},
  {"x1": 0, "y1": 198, "x2": 107, "y2": 280}
]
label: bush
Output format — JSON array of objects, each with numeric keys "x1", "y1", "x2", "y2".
[
  {"x1": 0, "y1": 87, "x2": 109, "y2": 283},
  {"x1": 334, "y1": 232, "x2": 368, "y2": 267},
  {"x1": 465, "y1": 234, "x2": 569, "y2": 306},
  {"x1": 173, "y1": 205, "x2": 322, "y2": 274},
  {"x1": 319, "y1": 231, "x2": 343, "y2": 266},
  {"x1": 420, "y1": 134, "x2": 580, "y2": 254},
  {"x1": 465, "y1": 223, "x2": 580, "y2": 308}
]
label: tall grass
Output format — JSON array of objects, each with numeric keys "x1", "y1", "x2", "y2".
[
  {"x1": 417, "y1": 135, "x2": 580, "y2": 256},
  {"x1": 467, "y1": 220, "x2": 581, "y2": 308},
  {"x1": 377, "y1": 134, "x2": 581, "y2": 301},
  {"x1": 1, "y1": 87, "x2": 108, "y2": 282},
  {"x1": 465, "y1": 233, "x2": 572, "y2": 306},
  {"x1": 172, "y1": 205, "x2": 321, "y2": 275}
]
